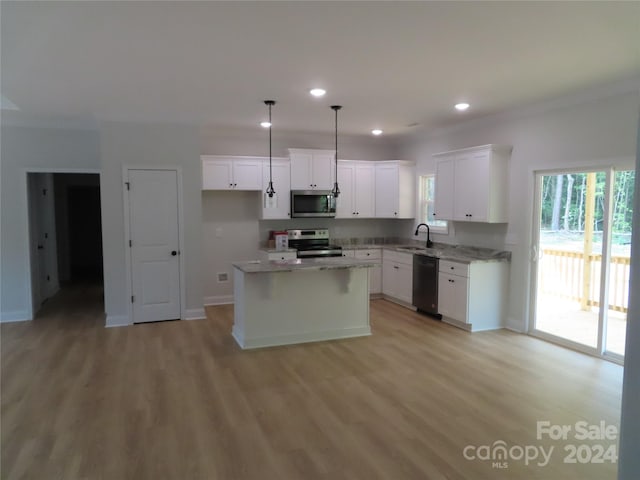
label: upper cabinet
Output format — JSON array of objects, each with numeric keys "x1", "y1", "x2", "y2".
[
  {"x1": 336, "y1": 161, "x2": 375, "y2": 218},
  {"x1": 260, "y1": 158, "x2": 291, "y2": 220},
  {"x1": 374, "y1": 161, "x2": 415, "y2": 218},
  {"x1": 433, "y1": 145, "x2": 511, "y2": 223},
  {"x1": 202, "y1": 156, "x2": 262, "y2": 190},
  {"x1": 289, "y1": 149, "x2": 334, "y2": 190}
]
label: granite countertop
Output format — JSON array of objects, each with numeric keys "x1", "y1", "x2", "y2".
[
  {"x1": 233, "y1": 257, "x2": 380, "y2": 274},
  {"x1": 340, "y1": 241, "x2": 511, "y2": 264}
]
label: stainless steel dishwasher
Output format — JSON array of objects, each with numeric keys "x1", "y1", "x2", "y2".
[{"x1": 412, "y1": 255, "x2": 442, "y2": 319}]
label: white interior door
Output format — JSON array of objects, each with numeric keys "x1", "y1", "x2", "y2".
[{"x1": 128, "y1": 169, "x2": 181, "y2": 323}]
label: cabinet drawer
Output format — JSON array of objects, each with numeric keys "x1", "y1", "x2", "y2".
[
  {"x1": 341, "y1": 249, "x2": 356, "y2": 258},
  {"x1": 262, "y1": 251, "x2": 297, "y2": 261},
  {"x1": 439, "y1": 259, "x2": 469, "y2": 277},
  {"x1": 383, "y1": 249, "x2": 413, "y2": 265},
  {"x1": 355, "y1": 248, "x2": 381, "y2": 260}
]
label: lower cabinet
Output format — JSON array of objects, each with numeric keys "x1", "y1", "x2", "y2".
[
  {"x1": 342, "y1": 248, "x2": 382, "y2": 295},
  {"x1": 438, "y1": 259, "x2": 508, "y2": 331},
  {"x1": 382, "y1": 250, "x2": 413, "y2": 305}
]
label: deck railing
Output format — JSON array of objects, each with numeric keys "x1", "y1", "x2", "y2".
[{"x1": 539, "y1": 248, "x2": 630, "y2": 313}]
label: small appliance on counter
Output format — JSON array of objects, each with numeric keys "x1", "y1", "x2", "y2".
[
  {"x1": 287, "y1": 228, "x2": 342, "y2": 258},
  {"x1": 274, "y1": 231, "x2": 289, "y2": 251}
]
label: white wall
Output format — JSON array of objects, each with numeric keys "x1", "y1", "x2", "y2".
[
  {"x1": 0, "y1": 125, "x2": 100, "y2": 322},
  {"x1": 99, "y1": 121, "x2": 203, "y2": 325},
  {"x1": 617, "y1": 110, "x2": 640, "y2": 480},
  {"x1": 398, "y1": 87, "x2": 639, "y2": 332}
]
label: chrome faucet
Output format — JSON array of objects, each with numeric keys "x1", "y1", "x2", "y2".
[{"x1": 415, "y1": 223, "x2": 434, "y2": 248}]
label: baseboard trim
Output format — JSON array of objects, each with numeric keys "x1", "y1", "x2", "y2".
[
  {"x1": 106, "y1": 314, "x2": 131, "y2": 328},
  {"x1": 204, "y1": 295, "x2": 234, "y2": 306},
  {"x1": 0, "y1": 311, "x2": 31, "y2": 323},
  {"x1": 505, "y1": 317, "x2": 525, "y2": 333},
  {"x1": 381, "y1": 295, "x2": 416, "y2": 311},
  {"x1": 184, "y1": 308, "x2": 206, "y2": 321}
]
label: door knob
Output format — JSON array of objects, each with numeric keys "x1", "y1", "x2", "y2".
[{"x1": 171, "y1": 251, "x2": 178, "y2": 256}]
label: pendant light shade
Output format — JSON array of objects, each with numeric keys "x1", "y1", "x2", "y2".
[
  {"x1": 264, "y1": 100, "x2": 276, "y2": 197},
  {"x1": 331, "y1": 105, "x2": 342, "y2": 198}
]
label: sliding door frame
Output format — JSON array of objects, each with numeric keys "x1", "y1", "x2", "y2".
[{"x1": 528, "y1": 166, "x2": 623, "y2": 364}]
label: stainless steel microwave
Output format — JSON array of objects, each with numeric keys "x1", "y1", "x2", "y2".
[{"x1": 290, "y1": 190, "x2": 336, "y2": 218}]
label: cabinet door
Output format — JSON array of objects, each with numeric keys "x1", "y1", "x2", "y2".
[
  {"x1": 382, "y1": 259, "x2": 396, "y2": 297},
  {"x1": 454, "y1": 151, "x2": 490, "y2": 221},
  {"x1": 434, "y1": 158, "x2": 455, "y2": 220},
  {"x1": 354, "y1": 164, "x2": 375, "y2": 217},
  {"x1": 290, "y1": 153, "x2": 313, "y2": 189},
  {"x1": 233, "y1": 159, "x2": 262, "y2": 190},
  {"x1": 335, "y1": 164, "x2": 355, "y2": 218},
  {"x1": 396, "y1": 262, "x2": 413, "y2": 304},
  {"x1": 202, "y1": 158, "x2": 233, "y2": 190},
  {"x1": 312, "y1": 152, "x2": 335, "y2": 190},
  {"x1": 369, "y1": 265, "x2": 382, "y2": 294},
  {"x1": 375, "y1": 164, "x2": 399, "y2": 217},
  {"x1": 261, "y1": 161, "x2": 291, "y2": 219},
  {"x1": 439, "y1": 272, "x2": 468, "y2": 322}
]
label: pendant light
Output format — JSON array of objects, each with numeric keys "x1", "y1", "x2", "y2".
[
  {"x1": 331, "y1": 105, "x2": 342, "y2": 198},
  {"x1": 264, "y1": 100, "x2": 276, "y2": 197}
]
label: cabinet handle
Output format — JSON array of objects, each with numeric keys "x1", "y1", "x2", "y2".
[
  {"x1": 234, "y1": 183, "x2": 237, "y2": 187},
  {"x1": 393, "y1": 265, "x2": 399, "y2": 269},
  {"x1": 229, "y1": 183, "x2": 233, "y2": 187},
  {"x1": 449, "y1": 279, "x2": 454, "y2": 283},
  {"x1": 366, "y1": 253, "x2": 370, "y2": 256},
  {"x1": 432, "y1": 213, "x2": 436, "y2": 216}
]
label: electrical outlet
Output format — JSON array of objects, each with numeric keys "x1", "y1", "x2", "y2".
[
  {"x1": 217, "y1": 272, "x2": 229, "y2": 283},
  {"x1": 215, "y1": 227, "x2": 223, "y2": 238}
]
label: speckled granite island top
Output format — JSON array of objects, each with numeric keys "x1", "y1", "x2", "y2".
[{"x1": 233, "y1": 257, "x2": 380, "y2": 274}]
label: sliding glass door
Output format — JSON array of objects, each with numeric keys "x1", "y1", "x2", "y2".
[{"x1": 530, "y1": 168, "x2": 634, "y2": 361}]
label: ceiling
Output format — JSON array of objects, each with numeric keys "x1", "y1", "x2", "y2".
[{"x1": 2, "y1": 1, "x2": 639, "y2": 136}]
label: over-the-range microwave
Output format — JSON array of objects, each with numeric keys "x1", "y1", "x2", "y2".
[{"x1": 290, "y1": 190, "x2": 336, "y2": 218}]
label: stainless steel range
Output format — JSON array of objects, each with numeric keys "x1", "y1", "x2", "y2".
[{"x1": 287, "y1": 229, "x2": 343, "y2": 258}]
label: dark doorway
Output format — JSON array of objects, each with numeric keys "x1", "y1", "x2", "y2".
[
  {"x1": 53, "y1": 173, "x2": 103, "y2": 287},
  {"x1": 67, "y1": 186, "x2": 103, "y2": 282}
]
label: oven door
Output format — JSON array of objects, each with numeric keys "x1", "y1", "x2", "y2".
[{"x1": 291, "y1": 190, "x2": 336, "y2": 218}]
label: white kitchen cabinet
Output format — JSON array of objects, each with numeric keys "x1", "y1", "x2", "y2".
[
  {"x1": 336, "y1": 161, "x2": 375, "y2": 218},
  {"x1": 382, "y1": 250, "x2": 413, "y2": 305},
  {"x1": 433, "y1": 156, "x2": 455, "y2": 221},
  {"x1": 437, "y1": 259, "x2": 508, "y2": 332},
  {"x1": 202, "y1": 156, "x2": 262, "y2": 190},
  {"x1": 355, "y1": 248, "x2": 382, "y2": 295},
  {"x1": 260, "y1": 158, "x2": 291, "y2": 220},
  {"x1": 433, "y1": 145, "x2": 511, "y2": 223},
  {"x1": 438, "y1": 271, "x2": 469, "y2": 323},
  {"x1": 374, "y1": 161, "x2": 415, "y2": 218},
  {"x1": 289, "y1": 148, "x2": 334, "y2": 190}
]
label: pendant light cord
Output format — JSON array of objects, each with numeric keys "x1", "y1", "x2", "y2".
[
  {"x1": 265, "y1": 100, "x2": 276, "y2": 197},
  {"x1": 331, "y1": 105, "x2": 342, "y2": 197}
]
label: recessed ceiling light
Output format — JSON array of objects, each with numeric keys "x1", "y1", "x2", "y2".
[
  {"x1": 260, "y1": 121, "x2": 271, "y2": 128},
  {"x1": 371, "y1": 129, "x2": 383, "y2": 136},
  {"x1": 455, "y1": 102, "x2": 470, "y2": 111},
  {"x1": 310, "y1": 88, "x2": 326, "y2": 97}
]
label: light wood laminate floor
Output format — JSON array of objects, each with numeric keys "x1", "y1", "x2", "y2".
[{"x1": 1, "y1": 287, "x2": 623, "y2": 479}]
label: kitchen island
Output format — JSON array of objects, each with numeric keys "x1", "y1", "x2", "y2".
[{"x1": 232, "y1": 257, "x2": 378, "y2": 349}]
